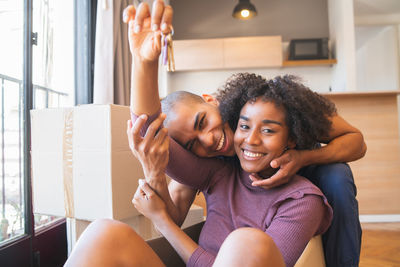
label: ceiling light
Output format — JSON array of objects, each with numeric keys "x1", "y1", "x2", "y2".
[{"x1": 233, "y1": 0, "x2": 257, "y2": 20}]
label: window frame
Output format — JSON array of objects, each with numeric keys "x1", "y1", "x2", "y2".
[
  {"x1": 0, "y1": 0, "x2": 36, "y2": 264},
  {"x1": 0, "y1": 0, "x2": 96, "y2": 264}
]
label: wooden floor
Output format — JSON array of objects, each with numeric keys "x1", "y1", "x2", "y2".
[{"x1": 360, "y1": 223, "x2": 400, "y2": 267}]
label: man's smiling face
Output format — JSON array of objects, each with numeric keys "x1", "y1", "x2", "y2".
[{"x1": 166, "y1": 101, "x2": 235, "y2": 158}]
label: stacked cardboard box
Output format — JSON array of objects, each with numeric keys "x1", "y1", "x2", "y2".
[
  {"x1": 31, "y1": 104, "x2": 142, "y2": 220},
  {"x1": 31, "y1": 104, "x2": 204, "y2": 252}
]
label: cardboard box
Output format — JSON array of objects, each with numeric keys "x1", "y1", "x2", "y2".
[
  {"x1": 31, "y1": 104, "x2": 144, "y2": 221},
  {"x1": 66, "y1": 205, "x2": 205, "y2": 254}
]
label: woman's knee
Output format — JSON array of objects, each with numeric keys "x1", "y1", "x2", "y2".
[
  {"x1": 75, "y1": 219, "x2": 140, "y2": 258},
  {"x1": 89, "y1": 219, "x2": 137, "y2": 240},
  {"x1": 67, "y1": 219, "x2": 163, "y2": 267},
  {"x1": 214, "y1": 228, "x2": 284, "y2": 267},
  {"x1": 224, "y1": 228, "x2": 272, "y2": 246}
]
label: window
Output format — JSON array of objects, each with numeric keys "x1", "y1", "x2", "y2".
[
  {"x1": 0, "y1": 0, "x2": 88, "y2": 265},
  {"x1": 0, "y1": 0, "x2": 27, "y2": 246}
]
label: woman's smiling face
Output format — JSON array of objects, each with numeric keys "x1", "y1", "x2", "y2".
[{"x1": 234, "y1": 98, "x2": 294, "y2": 177}]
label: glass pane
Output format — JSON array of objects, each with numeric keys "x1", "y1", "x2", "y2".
[
  {"x1": 0, "y1": 0, "x2": 25, "y2": 244},
  {"x1": 32, "y1": 0, "x2": 74, "y2": 228}
]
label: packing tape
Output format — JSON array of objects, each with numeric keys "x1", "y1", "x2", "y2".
[{"x1": 63, "y1": 110, "x2": 74, "y2": 218}]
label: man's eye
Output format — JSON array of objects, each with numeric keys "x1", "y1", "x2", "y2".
[
  {"x1": 199, "y1": 115, "x2": 205, "y2": 129},
  {"x1": 239, "y1": 124, "x2": 249, "y2": 130},
  {"x1": 188, "y1": 141, "x2": 195, "y2": 151}
]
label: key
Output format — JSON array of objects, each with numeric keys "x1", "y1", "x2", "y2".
[
  {"x1": 161, "y1": 31, "x2": 175, "y2": 72},
  {"x1": 167, "y1": 33, "x2": 175, "y2": 72}
]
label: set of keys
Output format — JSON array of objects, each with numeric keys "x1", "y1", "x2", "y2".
[{"x1": 161, "y1": 32, "x2": 175, "y2": 72}]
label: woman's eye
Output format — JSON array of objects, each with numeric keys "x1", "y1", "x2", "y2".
[
  {"x1": 262, "y1": 128, "x2": 274, "y2": 134},
  {"x1": 239, "y1": 124, "x2": 249, "y2": 130}
]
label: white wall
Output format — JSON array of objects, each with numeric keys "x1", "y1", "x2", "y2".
[
  {"x1": 172, "y1": 0, "x2": 329, "y2": 42},
  {"x1": 355, "y1": 25, "x2": 399, "y2": 91},
  {"x1": 328, "y1": 0, "x2": 357, "y2": 91}
]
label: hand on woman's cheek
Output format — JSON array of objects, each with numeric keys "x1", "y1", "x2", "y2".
[
  {"x1": 132, "y1": 180, "x2": 167, "y2": 224},
  {"x1": 250, "y1": 149, "x2": 304, "y2": 189}
]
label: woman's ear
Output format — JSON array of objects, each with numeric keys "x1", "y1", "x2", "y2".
[{"x1": 202, "y1": 94, "x2": 219, "y2": 106}]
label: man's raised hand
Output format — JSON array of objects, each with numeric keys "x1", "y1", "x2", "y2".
[{"x1": 123, "y1": 0, "x2": 173, "y2": 62}]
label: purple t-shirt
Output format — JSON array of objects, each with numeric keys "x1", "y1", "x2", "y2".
[{"x1": 132, "y1": 110, "x2": 332, "y2": 267}]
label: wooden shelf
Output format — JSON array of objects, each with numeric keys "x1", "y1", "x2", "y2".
[
  {"x1": 282, "y1": 59, "x2": 337, "y2": 67},
  {"x1": 322, "y1": 90, "x2": 400, "y2": 97}
]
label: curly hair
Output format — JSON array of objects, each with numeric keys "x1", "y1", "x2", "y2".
[{"x1": 216, "y1": 73, "x2": 337, "y2": 150}]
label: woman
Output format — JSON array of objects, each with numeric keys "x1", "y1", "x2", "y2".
[{"x1": 66, "y1": 75, "x2": 333, "y2": 267}]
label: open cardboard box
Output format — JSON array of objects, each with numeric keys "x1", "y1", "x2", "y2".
[{"x1": 31, "y1": 104, "x2": 144, "y2": 221}]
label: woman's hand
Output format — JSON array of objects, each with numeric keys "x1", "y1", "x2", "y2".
[
  {"x1": 127, "y1": 113, "x2": 169, "y2": 183},
  {"x1": 133, "y1": 181, "x2": 199, "y2": 263},
  {"x1": 250, "y1": 149, "x2": 304, "y2": 189},
  {"x1": 123, "y1": 0, "x2": 173, "y2": 62},
  {"x1": 132, "y1": 179, "x2": 168, "y2": 223}
]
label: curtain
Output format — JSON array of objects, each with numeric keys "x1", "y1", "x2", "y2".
[{"x1": 93, "y1": 0, "x2": 132, "y2": 105}]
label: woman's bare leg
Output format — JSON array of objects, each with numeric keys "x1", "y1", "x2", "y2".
[
  {"x1": 65, "y1": 219, "x2": 165, "y2": 267},
  {"x1": 213, "y1": 228, "x2": 285, "y2": 267}
]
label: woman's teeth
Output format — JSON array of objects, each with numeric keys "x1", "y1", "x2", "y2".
[
  {"x1": 243, "y1": 150, "x2": 264, "y2": 158},
  {"x1": 216, "y1": 133, "x2": 225, "y2": 151}
]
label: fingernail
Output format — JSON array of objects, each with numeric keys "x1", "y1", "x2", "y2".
[
  {"x1": 152, "y1": 24, "x2": 158, "y2": 31},
  {"x1": 161, "y1": 23, "x2": 167, "y2": 31},
  {"x1": 139, "y1": 114, "x2": 147, "y2": 120},
  {"x1": 134, "y1": 24, "x2": 141, "y2": 33},
  {"x1": 139, "y1": 179, "x2": 145, "y2": 186}
]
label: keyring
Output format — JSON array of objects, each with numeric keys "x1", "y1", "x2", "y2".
[{"x1": 161, "y1": 27, "x2": 175, "y2": 72}]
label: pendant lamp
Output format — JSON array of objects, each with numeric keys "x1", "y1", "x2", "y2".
[{"x1": 232, "y1": 0, "x2": 257, "y2": 20}]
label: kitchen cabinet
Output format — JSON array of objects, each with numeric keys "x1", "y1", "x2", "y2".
[
  {"x1": 172, "y1": 38, "x2": 224, "y2": 71},
  {"x1": 172, "y1": 36, "x2": 338, "y2": 71},
  {"x1": 173, "y1": 36, "x2": 283, "y2": 71}
]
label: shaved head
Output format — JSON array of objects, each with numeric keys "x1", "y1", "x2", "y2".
[{"x1": 161, "y1": 91, "x2": 205, "y2": 126}]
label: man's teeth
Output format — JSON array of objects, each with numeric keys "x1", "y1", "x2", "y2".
[
  {"x1": 216, "y1": 134, "x2": 225, "y2": 151},
  {"x1": 243, "y1": 150, "x2": 264, "y2": 158}
]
